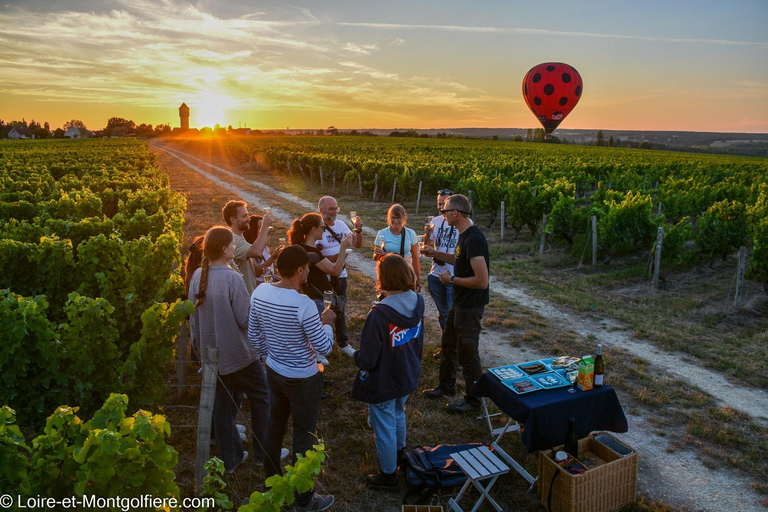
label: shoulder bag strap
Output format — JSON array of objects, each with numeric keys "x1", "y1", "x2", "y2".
[
  {"x1": 400, "y1": 231, "x2": 406, "y2": 257},
  {"x1": 324, "y1": 224, "x2": 343, "y2": 244}
]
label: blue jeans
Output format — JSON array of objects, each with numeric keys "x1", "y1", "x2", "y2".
[
  {"x1": 368, "y1": 396, "x2": 408, "y2": 474},
  {"x1": 214, "y1": 360, "x2": 270, "y2": 471},
  {"x1": 427, "y1": 274, "x2": 453, "y2": 331},
  {"x1": 264, "y1": 367, "x2": 324, "y2": 507}
]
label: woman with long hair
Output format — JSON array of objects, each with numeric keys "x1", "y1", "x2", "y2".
[
  {"x1": 352, "y1": 254, "x2": 424, "y2": 491},
  {"x1": 287, "y1": 212, "x2": 352, "y2": 314},
  {"x1": 373, "y1": 204, "x2": 421, "y2": 292},
  {"x1": 187, "y1": 226, "x2": 270, "y2": 474},
  {"x1": 242, "y1": 214, "x2": 284, "y2": 285}
]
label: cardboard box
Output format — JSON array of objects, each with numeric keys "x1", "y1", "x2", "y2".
[{"x1": 578, "y1": 356, "x2": 594, "y2": 391}]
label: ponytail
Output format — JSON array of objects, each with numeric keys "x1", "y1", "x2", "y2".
[
  {"x1": 184, "y1": 235, "x2": 205, "y2": 298},
  {"x1": 195, "y1": 256, "x2": 210, "y2": 307},
  {"x1": 288, "y1": 213, "x2": 323, "y2": 245}
]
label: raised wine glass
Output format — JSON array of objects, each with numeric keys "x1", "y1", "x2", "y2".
[{"x1": 323, "y1": 290, "x2": 334, "y2": 310}]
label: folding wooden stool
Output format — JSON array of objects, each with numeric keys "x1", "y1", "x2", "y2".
[{"x1": 447, "y1": 445, "x2": 509, "y2": 512}]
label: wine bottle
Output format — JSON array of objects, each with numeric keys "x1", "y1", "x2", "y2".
[
  {"x1": 565, "y1": 417, "x2": 578, "y2": 459},
  {"x1": 594, "y1": 344, "x2": 604, "y2": 387}
]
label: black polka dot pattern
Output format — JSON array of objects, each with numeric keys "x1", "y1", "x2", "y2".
[{"x1": 522, "y1": 62, "x2": 583, "y2": 134}]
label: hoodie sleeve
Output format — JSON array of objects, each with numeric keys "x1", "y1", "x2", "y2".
[{"x1": 354, "y1": 308, "x2": 385, "y2": 372}]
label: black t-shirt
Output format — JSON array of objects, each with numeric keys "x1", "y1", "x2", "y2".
[
  {"x1": 453, "y1": 225, "x2": 490, "y2": 308},
  {"x1": 301, "y1": 245, "x2": 333, "y2": 299}
]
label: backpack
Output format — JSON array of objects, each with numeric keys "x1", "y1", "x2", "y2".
[{"x1": 404, "y1": 443, "x2": 487, "y2": 488}]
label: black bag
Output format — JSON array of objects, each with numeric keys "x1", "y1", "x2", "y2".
[{"x1": 404, "y1": 443, "x2": 487, "y2": 488}]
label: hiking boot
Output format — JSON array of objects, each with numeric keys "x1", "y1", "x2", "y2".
[
  {"x1": 422, "y1": 387, "x2": 455, "y2": 399},
  {"x1": 339, "y1": 345, "x2": 356, "y2": 357},
  {"x1": 397, "y1": 448, "x2": 407, "y2": 470},
  {"x1": 366, "y1": 471, "x2": 400, "y2": 492},
  {"x1": 446, "y1": 398, "x2": 481, "y2": 414},
  {"x1": 293, "y1": 493, "x2": 335, "y2": 511}
]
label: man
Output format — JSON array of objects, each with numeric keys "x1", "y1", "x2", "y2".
[
  {"x1": 222, "y1": 200, "x2": 274, "y2": 294},
  {"x1": 423, "y1": 189, "x2": 460, "y2": 332},
  {"x1": 317, "y1": 196, "x2": 364, "y2": 357},
  {"x1": 421, "y1": 194, "x2": 490, "y2": 414},
  {"x1": 248, "y1": 245, "x2": 336, "y2": 512}
]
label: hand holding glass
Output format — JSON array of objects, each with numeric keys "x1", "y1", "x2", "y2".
[{"x1": 323, "y1": 290, "x2": 334, "y2": 310}]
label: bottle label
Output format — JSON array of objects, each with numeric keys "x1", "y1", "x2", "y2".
[{"x1": 594, "y1": 374, "x2": 604, "y2": 386}]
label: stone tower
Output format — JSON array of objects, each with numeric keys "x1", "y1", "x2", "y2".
[{"x1": 179, "y1": 103, "x2": 189, "y2": 131}]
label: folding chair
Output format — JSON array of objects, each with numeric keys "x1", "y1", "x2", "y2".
[{"x1": 447, "y1": 445, "x2": 509, "y2": 512}]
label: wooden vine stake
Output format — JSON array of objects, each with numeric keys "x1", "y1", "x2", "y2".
[
  {"x1": 176, "y1": 323, "x2": 188, "y2": 398},
  {"x1": 372, "y1": 173, "x2": 378, "y2": 201},
  {"x1": 539, "y1": 214, "x2": 547, "y2": 254},
  {"x1": 319, "y1": 165, "x2": 324, "y2": 188},
  {"x1": 286, "y1": 161, "x2": 293, "y2": 177},
  {"x1": 195, "y1": 346, "x2": 219, "y2": 492},
  {"x1": 358, "y1": 172, "x2": 363, "y2": 197},
  {"x1": 332, "y1": 169, "x2": 336, "y2": 193},
  {"x1": 653, "y1": 227, "x2": 664, "y2": 289},
  {"x1": 415, "y1": 181, "x2": 423, "y2": 214},
  {"x1": 735, "y1": 246, "x2": 747, "y2": 306},
  {"x1": 500, "y1": 201, "x2": 506, "y2": 239},
  {"x1": 591, "y1": 215, "x2": 598, "y2": 267},
  {"x1": 391, "y1": 178, "x2": 397, "y2": 204}
]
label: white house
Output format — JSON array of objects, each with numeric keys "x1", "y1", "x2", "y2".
[
  {"x1": 64, "y1": 126, "x2": 91, "y2": 139},
  {"x1": 7, "y1": 127, "x2": 32, "y2": 139}
]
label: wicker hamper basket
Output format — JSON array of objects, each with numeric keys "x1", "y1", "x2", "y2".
[{"x1": 539, "y1": 433, "x2": 638, "y2": 512}]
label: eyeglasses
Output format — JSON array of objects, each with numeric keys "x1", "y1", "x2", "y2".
[
  {"x1": 440, "y1": 209, "x2": 469, "y2": 215},
  {"x1": 325, "y1": 206, "x2": 340, "y2": 212},
  {"x1": 437, "y1": 189, "x2": 453, "y2": 196}
]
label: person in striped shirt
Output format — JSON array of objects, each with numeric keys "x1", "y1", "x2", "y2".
[{"x1": 248, "y1": 245, "x2": 337, "y2": 512}]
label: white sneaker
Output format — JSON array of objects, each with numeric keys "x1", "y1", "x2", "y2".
[
  {"x1": 240, "y1": 432, "x2": 247, "y2": 442},
  {"x1": 339, "y1": 345, "x2": 356, "y2": 357},
  {"x1": 317, "y1": 354, "x2": 330, "y2": 365},
  {"x1": 236, "y1": 424, "x2": 246, "y2": 434},
  {"x1": 226, "y1": 450, "x2": 248, "y2": 474},
  {"x1": 280, "y1": 447, "x2": 290, "y2": 461}
]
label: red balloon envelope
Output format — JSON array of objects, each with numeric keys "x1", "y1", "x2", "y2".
[{"x1": 522, "y1": 62, "x2": 583, "y2": 134}]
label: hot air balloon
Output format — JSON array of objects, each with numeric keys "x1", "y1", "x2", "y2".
[{"x1": 522, "y1": 62, "x2": 583, "y2": 134}]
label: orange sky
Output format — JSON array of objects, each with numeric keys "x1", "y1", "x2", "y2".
[{"x1": 1, "y1": 0, "x2": 767, "y2": 133}]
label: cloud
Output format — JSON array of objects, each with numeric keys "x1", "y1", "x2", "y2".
[{"x1": 337, "y1": 22, "x2": 768, "y2": 48}]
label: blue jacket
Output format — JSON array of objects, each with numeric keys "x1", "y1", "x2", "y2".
[{"x1": 351, "y1": 293, "x2": 425, "y2": 404}]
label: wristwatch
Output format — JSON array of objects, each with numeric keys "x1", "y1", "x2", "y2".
[
  {"x1": 353, "y1": 229, "x2": 362, "y2": 233},
  {"x1": 450, "y1": 276, "x2": 455, "y2": 284}
]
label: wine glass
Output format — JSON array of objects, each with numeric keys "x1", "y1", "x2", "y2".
[
  {"x1": 425, "y1": 216, "x2": 434, "y2": 233},
  {"x1": 323, "y1": 290, "x2": 334, "y2": 310},
  {"x1": 375, "y1": 233, "x2": 386, "y2": 254},
  {"x1": 263, "y1": 270, "x2": 273, "y2": 284},
  {"x1": 568, "y1": 371, "x2": 578, "y2": 393},
  {"x1": 278, "y1": 237, "x2": 286, "y2": 247},
  {"x1": 349, "y1": 211, "x2": 357, "y2": 226},
  {"x1": 418, "y1": 234, "x2": 426, "y2": 251}
]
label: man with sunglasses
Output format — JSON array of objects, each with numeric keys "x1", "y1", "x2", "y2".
[
  {"x1": 422, "y1": 194, "x2": 489, "y2": 414},
  {"x1": 423, "y1": 189, "x2": 462, "y2": 333},
  {"x1": 318, "y1": 196, "x2": 364, "y2": 357}
]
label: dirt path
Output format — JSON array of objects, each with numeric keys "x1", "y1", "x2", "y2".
[{"x1": 154, "y1": 143, "x2": 766, "y2": 511}]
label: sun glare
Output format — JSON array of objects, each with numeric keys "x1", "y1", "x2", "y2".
[{"x1": 193, "y1": 92, "x2": 233, "y2": 128}]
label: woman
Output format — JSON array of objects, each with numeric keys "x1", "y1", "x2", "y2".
[
  {"x1": 188, "y1": 226, "x2": 270, "y2": 474},
  {"x1": 242, "y1": 214, "x2": 283, "y2": 285},
  {"x1": 287, "y1": 212, "x2": 352, "y2": 315},
  {"x1": 352, "y1": 254, "x2": 425, "y2": 492},
  {"x1": 373, "y1": 204, "x2": 421, "y2": 292}
]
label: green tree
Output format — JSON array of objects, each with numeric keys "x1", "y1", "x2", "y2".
[
  {"x1": 64, "y1": 119, "x2": 86, "y2": 130},
  {"x1": 596, "y1": 130, "x2": 604, "y2": 146},
  {"x1": 526, "y1": 128, "x2": 533, "y2": 142},
  {"x1": 608, "y1": 136, "x2": 614, "y2": 147},
  {"x1": 534, "y1": 128, "x2": 546, "y2": 142}
]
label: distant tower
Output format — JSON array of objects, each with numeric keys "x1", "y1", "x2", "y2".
[{"x1": 179, "y1": 103, "x2": 189, "y2": 130}]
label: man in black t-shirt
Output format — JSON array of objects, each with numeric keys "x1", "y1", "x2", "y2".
[{"x1": 422, "y1": 194, "x2": 489, "y2": 413}]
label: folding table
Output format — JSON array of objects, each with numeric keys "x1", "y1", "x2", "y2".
[{"x1": 469, "y1": 372, "x2": 629, "y2": 490}]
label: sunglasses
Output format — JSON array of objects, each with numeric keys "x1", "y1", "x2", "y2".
[
  {"x1": 437, "y1": 189, "x2": 453, "y2": 196},
  {"x1": 440, "y1": 208, "x2": 469, "y2": 215}
]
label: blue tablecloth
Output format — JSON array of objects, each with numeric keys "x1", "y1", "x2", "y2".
[{"x1": 469, "y1": 372, "x2": 628, "y2": 453}]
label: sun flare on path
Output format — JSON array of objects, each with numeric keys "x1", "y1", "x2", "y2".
[{"x1": 193, "y1": 92, "x2": 235, "y2": 128}]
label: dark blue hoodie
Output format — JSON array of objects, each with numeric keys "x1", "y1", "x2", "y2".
[{"x1": 351, "y1": 291, "x2": 425, "y2": 404}]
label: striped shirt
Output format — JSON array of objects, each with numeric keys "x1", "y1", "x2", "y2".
[{"x1": 248, "y1": 283, "x2": 334, "y2": 379}]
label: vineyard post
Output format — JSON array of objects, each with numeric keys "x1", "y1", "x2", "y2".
[
  {"x1": 539, "y1": 214, "x2": 547, "y2": 254},
  {"x1": 358, "y1": 172, "x2": 363, "y2": 197},
  {"x1": 195, "y1": 346, "x2": 219, "y2": 492},
  {"x1": 591, "y1": 216, "x2": 598, "y2": 267},
  {"x1": 391, "y1": 178, "x2": 397, "y2": 204},
  {"x1": 319, "y1": 166, "x2": 324, "y2": 188},
  {"x1": 657, "y1": 201, "x2": 662, "y2": 216},
  {"x1": 332, "y1": 169, "x2": 336, "y2": 193},
  {"x1": 373, "y1": 173, "x2": 378, "y2": 201},
  {"x1": 346, "y1": 178, "x2": 349, "y2": 196},
  {"x1": 415, "y1": 181, "x2": 423, "y2": 214},
  {"x1": 468, "y1": 190, "x2": 476, "y2": 218},
  {"x1": 653, "y1": 227, "x2": 664, "y2": 289},
  {"x1": 500, "y1": 201, "x2": 506, "y2": 238},
  {"x1": 735, "y1": 246, "x2": 748, "y2": 306},
  {"x1": 286, "y1": 161, "x2": 293, "y2": 177},
  {"x1": 176, "y1": 323, "x2": 188, "y2": 398}
]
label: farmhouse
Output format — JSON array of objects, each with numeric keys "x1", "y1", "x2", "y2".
[
  {"x1": 64, "y1": 126, "x2": 91, "y2": 139},
  {"x1": 7, "y1": 127, "x2": 32, "y2": 139}
]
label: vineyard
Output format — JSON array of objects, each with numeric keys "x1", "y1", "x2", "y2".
[
  {"x1": 0, "y1": 138, "x2": 191, "y2": 425},
  {"x1": 175, "y1": 136, "x2": 768, "y2": 287}
]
